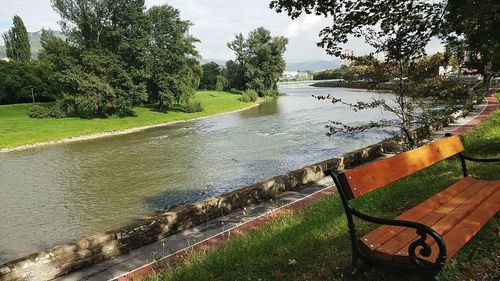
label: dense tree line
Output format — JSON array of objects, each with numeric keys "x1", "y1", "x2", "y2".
[
  {"x1": 0, "y1": 16, "x2": 53, "y2": 104},
  {"x1": 1, "y1": 1, "x2": 203, "y2": 118},
  {"x1": 313, "y1": 53, "x2": 445, "y2": 82},
  {"x1": 0, "y1": 60, "x2": 52, "y2": 104}
]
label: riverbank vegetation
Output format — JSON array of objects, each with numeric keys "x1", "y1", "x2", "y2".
[
  {"x1": 0, "y1": 91, "x2": 257, "y2": 149},
  {"x1": 147, "y1": 93, "x2": 500, "y2": 281},
  {"x1": 1, "y1": 1, "x2": 288, "y2": 121}
]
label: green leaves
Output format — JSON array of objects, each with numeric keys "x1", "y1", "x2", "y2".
[
  {"x1": 227, "y1": 27, "x2": 288, "y2": 97},
  {"x1": 2, "y1": 15, "x2": 31, "y2": 62},
  {"x1": 146, "y1": 4, "x2": 202, "y2": 110}
]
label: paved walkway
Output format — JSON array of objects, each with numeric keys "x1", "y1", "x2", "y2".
[
  {"x1": 58, "y1": 87, "x2": 499, "y2": 281},
  {"x1": 58, "y1": 180, "x2": 335, "y2": 281}
]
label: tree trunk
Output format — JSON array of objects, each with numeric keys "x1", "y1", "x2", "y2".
[{"x1": 481, "y1": 58, "x2": 492, "y2": 91}]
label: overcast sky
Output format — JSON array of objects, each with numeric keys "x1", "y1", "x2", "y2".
[{"x1": 0, "y1": 0, "x2": 444, "y2": 63}]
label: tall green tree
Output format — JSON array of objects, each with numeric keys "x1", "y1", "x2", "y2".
[
  {"x1": 227, "y1": 27, "x2": 288, "y2": 96},
  {"x1": 2, "y1": 15, "x2": 31, "y2": 61},
  {"x1": 47, "y1": 0, "x2": 151, "y2": 117},
  {"x1": 215, "y1": 75, "x2": 228, "y2": 93},
  {"x1": 226, "y1": 34, "x2": 248, "y2": 90},
  {"x1": 146, "y1": 5, "x2": 201, "y2": 111},
  {"x1": 200, "y1": 62, "x2": 222, "y2": 90}
]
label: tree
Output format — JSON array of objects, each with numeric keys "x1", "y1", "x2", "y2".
[
  {"x1": 2, "y1": 15, "x2": 31, "y2": 61},
  {"x1": 270, "y1": 1, "x2": 454, "y2": 148},
  {"x1": 215, "y1": 75, "x2": 227, "y2": 93},
  {"x1": 227, "y1": 27, "x2": 288, "y2": 96},
  {"x1": 226, "y1": 34, "x2": 248, "y2": 90},
  {"x1": 47, "y1": 0, "x2": 150, "y2": 117},
  {"x1": 444, "y1": 0, "x2": 500, "y2": 89},
  {"x1": 245, "y1": 27, "x2": 288, "y2": 96},
  {"x1": 146, "y1": 5, "x2": 202, "y2": 111},
  {"x1": 0, "y1": 60, "x2": 50, "y2": 104},
  {"x1": 200, "y1": 62, "x2": 222, "y2": 90}
]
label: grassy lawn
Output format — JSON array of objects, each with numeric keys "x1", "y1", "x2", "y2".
[
  {"x1": 149, "y1": 94, "x2": 500, "y2": 281},
  {"x1": 0, "y1": 91, "x2": 256, "y2": 149}
]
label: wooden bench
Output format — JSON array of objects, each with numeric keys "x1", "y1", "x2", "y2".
[{"x1": 326, "y1": 135, "x2": 500, "y2": 280}]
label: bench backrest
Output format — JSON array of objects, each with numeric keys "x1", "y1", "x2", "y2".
[{"x1": 337, "y1": 135, "x2": 464, "y2": 200}]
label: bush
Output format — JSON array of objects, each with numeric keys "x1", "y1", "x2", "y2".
[
  {"x1": 28, "y1": 104, "x2": 68, "y2": 119},
  {"x1": 75, "y1": 95, "x2": 101, "y2": 119},
  {"x1": 28, "y1": 105, "x2": 51, "y2": 118},
  {"x1": 185, "y1": 100, "x2": 203, "y2": 113},
  {"x1": 239, "y1": 89, "x2": 258, "y2": 102}
]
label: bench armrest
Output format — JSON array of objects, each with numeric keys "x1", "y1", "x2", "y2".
[
  {"x1": 350, "y1": 208, "x2": 447, "y2": 269},
  {"x1": 460, "y1": 152, "x2": 500, "y2": 163},
  {"x1": 326, "y1": 170, "x2": 447, "y2": 271}
]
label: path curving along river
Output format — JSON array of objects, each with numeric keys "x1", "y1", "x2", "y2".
[{"x1": 0, "y1": 86, "x2": 396, "y2": 264}]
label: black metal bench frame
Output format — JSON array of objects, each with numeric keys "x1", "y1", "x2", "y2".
[{"x1": 326, "y1": 135, "x2": 499, "y2": 280}]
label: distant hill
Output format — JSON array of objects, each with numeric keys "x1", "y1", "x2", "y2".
[
  {"x1": 0, "y1": 30, "x2": 65, "y2": 59},
  {"x1": 200, "y1": 58, "x2": 226, "y2": 66},
  {"x1": 286, "y1": 60, "x2": 340, "y2": 72}
]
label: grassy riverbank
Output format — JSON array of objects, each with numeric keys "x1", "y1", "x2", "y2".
[
  {"x1": 0, "y1": 91, "x2": 258, "y2": 149},
  {"x1": 149, "y1": 94, "x2": 500, "y2": 281}
]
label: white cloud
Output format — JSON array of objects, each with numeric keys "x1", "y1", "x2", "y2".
[
  {"x1": 1, "y1": 0, "x2": 444, "y2": 63},
  {"x1": 285, "y1": 14, "x2": 322, "y2": 38}
]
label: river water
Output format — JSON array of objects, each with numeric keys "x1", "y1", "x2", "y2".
[{"x1": 0, "y1": 86, "x2": 396, "y2": 263}]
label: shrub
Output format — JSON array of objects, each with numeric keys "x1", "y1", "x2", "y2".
[
  {"x1": 75, "y1": 95, "x2": 101, "y2": 119},
  {"x1": 28, "y1": 104, "x2": 68, "y2": 119},
  {"x1": 28, "y1": 105, "x2": 51, "y2": 118},
  {"x1": 239, "y1": 89, "x2": 258, "y2": 102},
  {"x1": 48, "y1": 106, "x2": 67, "y2": 118},
  {"x1": 185, "y1": 100, "x2": 203, "y2": 113}
]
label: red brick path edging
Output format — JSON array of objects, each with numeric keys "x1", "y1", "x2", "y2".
[{"x1": 112, "y1": 86, "x2": 499, "y2": 281}]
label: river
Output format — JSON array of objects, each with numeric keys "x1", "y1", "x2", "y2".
[{"x1": 0, "y1": 85, "x2": 396, "y2": 263}]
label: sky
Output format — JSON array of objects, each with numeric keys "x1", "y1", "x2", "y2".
[{"x1": 0, "y1": 0, "x2": 444, "y2": 63}]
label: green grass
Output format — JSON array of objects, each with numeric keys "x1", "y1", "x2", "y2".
[
  {"x1": 148, "y1": 94, "x2": 500, "y2": 281},
  {"x1": 0, "y1": 91, "x2": 257, "y2": 149}
]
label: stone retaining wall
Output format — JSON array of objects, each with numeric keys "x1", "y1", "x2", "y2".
[{"x1": 0, "y1": 138, "x2": 402, "y2": 281}]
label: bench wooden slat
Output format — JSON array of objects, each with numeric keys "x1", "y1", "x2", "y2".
[
  {"x1": 421, "y1": 183, "x2": 500, "y2": 262},
  {"x1": 338, "y1": 135, "x2": 464, "y2": 200},
  {"x1": 392, "y1": 180, "x2": 498, "y2": 264},
  {"x1": 359, "y1": 179, "x2": 494, "y2": 263},
  {"x1": 359, "y1": 176, "x2": 476, "y2": 254}
]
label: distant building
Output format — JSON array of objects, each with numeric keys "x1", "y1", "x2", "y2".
[
  {"x1": 341, "y1": 50, "x2": 354, "y2": 66},
  {"x1": 0, "y1": 57, "x2": 10, "y2": 62},
  {"x1": 439, "y1": 65, "x2": 455, "y2": 77},
  {"x1": 281, "y1": 70, "x2": 312, "y2": 81},
  {"x1": 282, "y1": 70, "x2": 299, "y2": 79}
]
